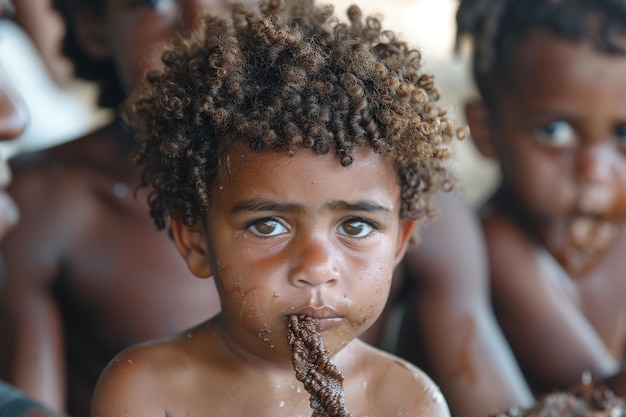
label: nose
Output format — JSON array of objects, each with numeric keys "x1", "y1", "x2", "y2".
[
  {"x1": 288, "y1": 234, "x2": 340, "y2": 288},
  {"x1": 576, "y1": 142, "x2": 615, "y2": 185},
  {"x1": 0, "y1": 77, "x2": 27, "y2": 141}
]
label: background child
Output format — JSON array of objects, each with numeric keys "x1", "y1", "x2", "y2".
[
  {"x1": 91, "y1": 0, "x2": 458, "y2": 415},
  {"x1": 457, "y1": 0, "x2": 626, "y2": 397},
  {"x1": 0, "y1": 1, "x2": 254, "y2": 415},
  {"x1": 0, "y1": 1, "x2": 67, "y2": 417},
  {"x1": 390, "y1": 190, "x2": 535, "y2": 417}
]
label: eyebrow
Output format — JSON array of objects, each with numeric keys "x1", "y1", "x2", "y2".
[{"x1": 231, "y1": 199, "x2": 393, "y2": 215}]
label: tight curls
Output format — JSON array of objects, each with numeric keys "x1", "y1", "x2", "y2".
[{"x1": 125, "y1": 0, "x2": 458, "y2": 229}]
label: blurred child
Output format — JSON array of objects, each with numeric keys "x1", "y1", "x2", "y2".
[
  {"x1": 91, "y1": 0, "x2": 458, "y2": 415},
  {"x1": 391, "y1": 191, "x2": 534, "y2": 417},
  {"x1": 0, "y1": 0, "x2": 25, "y2": 265},
  {"x1": 0, "y1": 1, "x2": 255, "y2": 415},
  {"x1": 457, "y1": 0, "x2": 626, "y2": 397},
  {"x1": 0, "y1": 1, "x2": 66, "y2": 417}
]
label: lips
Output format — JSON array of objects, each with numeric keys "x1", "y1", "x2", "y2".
[{"x1": 289, "y1": 307, "x2": 343, "y2": 332}]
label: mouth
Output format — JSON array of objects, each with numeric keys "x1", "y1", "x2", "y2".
[
  {"x1": 569, "y1": 215, "x2": 618, "y2": 251},
  {"x1": 287, "y1": 307, "x2": 343, "y2": 332}
]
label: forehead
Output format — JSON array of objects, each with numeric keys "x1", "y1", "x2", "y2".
[
  {"x1": 214, "y1": 145, "x2": 400, "y2": 208},
  {"x1": 502, "y1": 30, "x2": 626, "y2": 107}
]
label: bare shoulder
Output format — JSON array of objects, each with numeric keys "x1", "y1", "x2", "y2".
[
  {"x1": 91, "y1": 327, "x2": 208, "y2": 417},
  {"x1": 480, "y1": 209, "x2": 539, "y2": 280},
  {"x1": 343, "y1": 341, "x2": 450, "y2": 417},
  {"x1": 10, "y1": 121, "x2": 132, "y2": 189},
  {"x1": 2, "y1": 136, "x2": 110, "y2": 268},
  {"x1": 481, "y1": 210, "x2": 530, "y2": 252},
  {"x1": 91, "y1": 341, "x2": 171, "y2": 417},
  {"x1": 3, "y1": 123, "x2": 139, "y2": 258}
]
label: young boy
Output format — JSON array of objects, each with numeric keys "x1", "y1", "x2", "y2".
[
  {"x1": 91, "y1": 0, "x2": 457, "y2": 415},
  {"x1": 0, "y1": 1, "x2": 254, "y2": 415},
  {"x1": 457, "y1": 0, "x2": 626, "y2": 397}
]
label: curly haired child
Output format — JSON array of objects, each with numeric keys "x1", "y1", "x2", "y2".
[
  {"x1": 457, "y1": 0, "x2": 626, "y2": 398},
  {"x1": 91, "y1": 1, "x2": 460, "y2": 416}
]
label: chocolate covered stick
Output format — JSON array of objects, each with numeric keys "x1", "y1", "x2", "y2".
[{"x1": 287, "y1": 315, "x2": 352, "y2": 417}]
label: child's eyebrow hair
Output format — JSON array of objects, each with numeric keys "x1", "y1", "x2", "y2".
[
  {"x1": 327, "y1": 200, "x2": 393, "y2": 214},
  {"x1": 231, "y1": 199, "x2": 393, "y2": 215}
]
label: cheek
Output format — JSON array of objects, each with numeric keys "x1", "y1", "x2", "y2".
[
  {"x1": 500, "y1": 145, "x2": 575, "y2": 215},
  {"x1": 216, "y1": 254, "x2": 285, "y2": 311},
  {"x1": 347, "y1": 256, "x2": 394, "y2": 325}
]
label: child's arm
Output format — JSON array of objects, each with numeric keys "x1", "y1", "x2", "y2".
[
  {"x1": 0, "y1": 167, "x2": 67, "y2": 412},
  {"x1": 401, "y1": 191, "x2": 534, "y2": 417},
  {"x1": 484, "y1": 215, "x2": 620, "y2": 391}
]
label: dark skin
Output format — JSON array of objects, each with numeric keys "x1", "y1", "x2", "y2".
[
  {"x1": 466, "y1": 30, "x2": 626, "y2": 396},
  {"x1": 364, "y1": 191, "x2": 534, "y2": 417},
  {"x1": 0, "y1": 122, "x2": 221, "y2": 416},
  {"x1": 0, "y1": 1, "x2": 257, "y2": 415},
  {"x1": 91, "y1": 146, "x2": 447, "y2": 417}
]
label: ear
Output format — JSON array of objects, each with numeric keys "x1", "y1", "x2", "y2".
[
  {"x1": 394, "y1": 219, "x2": 417, "y2": 267},
  {"x1": 465, "y1": 98, "x2": 496, "y2": 158},
  {"x1": 74, "y1": 11, "x2": 110, "y2": 61},
  {"x1": 170, "y1": 219, "x2": 213, "y2": 278}
]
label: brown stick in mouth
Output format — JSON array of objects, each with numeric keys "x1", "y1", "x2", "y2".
[{"x1": 287, "y1": 314, "x2": 352, "y2": 417}]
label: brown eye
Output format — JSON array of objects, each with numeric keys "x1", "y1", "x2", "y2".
[
  {"x1": 249, "y1": 219, "x2": 286, "y2": 236},
  {"x1": 339, "y1": 220, "x2": 373, "y2": 238}
]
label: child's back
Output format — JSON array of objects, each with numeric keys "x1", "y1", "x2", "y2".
[{"x1": 457, "y1": 0, "x2": 626, "y2": 397}]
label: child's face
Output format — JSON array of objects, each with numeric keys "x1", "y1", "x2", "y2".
[
  {"x1": 484, "y1": 29, "x2": 626, "y2": 226},
  {"x1": 174, "y1": 145, "x2": 415, "y2": 362},
  {"x1": 103, "y1": 0, "x2": 257, "y2": 92}
]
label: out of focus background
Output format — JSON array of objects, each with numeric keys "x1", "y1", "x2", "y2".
[{"x1": 2, "y1": 0, "x2": 499, "y2": 206}]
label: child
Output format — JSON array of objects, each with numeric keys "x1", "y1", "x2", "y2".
[
  {"x1": 0, "y1": 0, "x2": 254, "y2": 415},
  {"x1": 457, "y1": 0, "x2": 626, "y2": 397},
  {"x1": 391, "y1": 191, "x2": 534, "y2": 417},
  {"x1": 91, "y1": 0, "x2": 457, "y2": 415}
]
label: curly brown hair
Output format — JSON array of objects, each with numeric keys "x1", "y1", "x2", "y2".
[
  {"x1": 124, "y1": 0, "x2": 459, "y2": 230},
  {"x1": 456, "y1": 0, "x2": 626, "y2": 109}
]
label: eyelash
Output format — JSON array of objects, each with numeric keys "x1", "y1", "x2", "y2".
[
  {"x1": 341, "y1": 217, "x2": 382, "y2": 239},
  {"x1": 242, "y1": 216, "x2": 382, "y2": 239}
]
